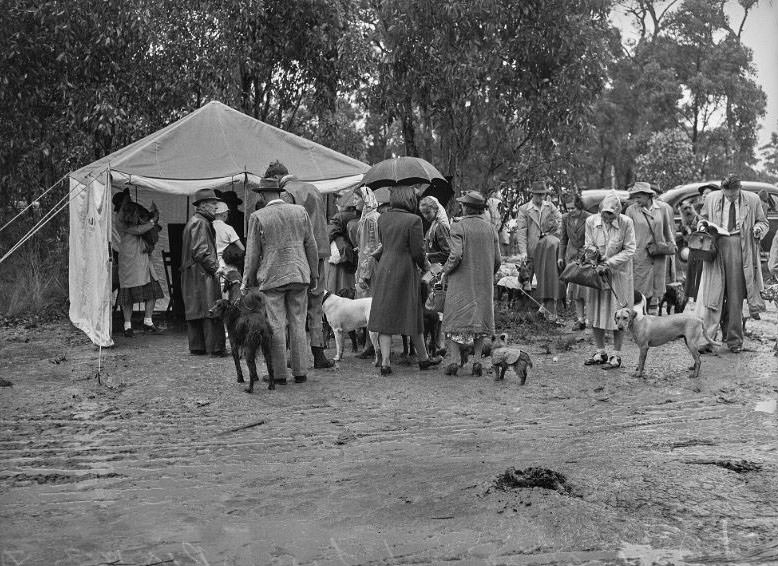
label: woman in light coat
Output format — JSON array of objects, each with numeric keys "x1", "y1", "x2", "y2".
[
  {"x1": 113, "y1": 191, "x2": 164, "y2": 338},
  {"x1": 583, "y1": 192, "x2": 636, "y2": 370}
]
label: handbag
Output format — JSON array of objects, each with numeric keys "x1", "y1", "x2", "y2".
[
  {"x1": 424, "y1": 282, "x2": 446, "y2": 313},
  {"x1": 647, "y1": 241, "x2": 676, "y2": 257},
  {"x1": 559, "y1": 260, "x2": 607, "y2": 290},
  {"x1": 687, "y1": 230, "x2": 717, "y2": 262},
  {"x1": 641, "y1": 208, "x2": 676, "y2": 257}
]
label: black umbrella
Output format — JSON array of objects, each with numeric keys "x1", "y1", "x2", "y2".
[{"x1": 362, "y1": 156, "x2": 447, "y2": 189}]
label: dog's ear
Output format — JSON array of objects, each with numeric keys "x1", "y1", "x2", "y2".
[
  {"x1": 629, "y1": 309, "x2": 637, "y2": 321},
  {"x1": 500, "y1": 333, "x2": 508, "y2": 342}
]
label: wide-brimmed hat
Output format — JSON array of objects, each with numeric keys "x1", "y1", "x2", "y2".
[
  {"x1": 627, "y1": 181, "x2": 656, "y2": 197},
  {"x1": 216, "y1": 190, "x2": 242, "y2": 207},
  {"x1": 529, "y1": 180, "x2": 549, "y2": 194},
  {"x1": 251, "y1": 177, "x2": 281, "y2": 192},
  {"x1": 192, "y1": 188, "x2": 224, "y2": 205},
  {"x1": 456, "y1": 190, "x2": 487, "y2": 208}
]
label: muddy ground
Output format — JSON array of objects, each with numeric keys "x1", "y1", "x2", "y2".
[{"x1": 1, "y1": 301, "x2": 777, "y2": 566}]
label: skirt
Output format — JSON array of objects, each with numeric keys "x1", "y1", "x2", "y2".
[{"x1": 117, "y1": 280, "x2": 164, "y2": 307}]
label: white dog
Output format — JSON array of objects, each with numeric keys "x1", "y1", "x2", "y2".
[{"x1": 321, "y1": 291, "x2": 380, "y2": 364}]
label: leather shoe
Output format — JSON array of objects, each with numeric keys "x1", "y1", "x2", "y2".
[
  {"x1": 190, "y1": 349, "x2": 206, "y2": 355},
  {"x1": 123, "y1": 327, "x2": 134, "y2": 338},
  {"x1": 294, "y1": 375, "x2": 307, "y2": 383},
  {"x1": 380, "y1": 366, "x2": 392, "y2": 376},
  {"x1": 143, "y1": 323, "x2": 162, "y2": 334},
  {"x1": 418, "y1": 355, "x2": 442, "y2": 370}
]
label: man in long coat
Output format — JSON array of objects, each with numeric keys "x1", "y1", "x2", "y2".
[
  {"x1": 180, "y1": 189, "x2": 226, "y2": 355},
  {"x1": 516, "y1": 180, "x2": 563, "y2": 317},
  {"x1": 265, "y1": 160, "x2": 335, "y2": 369},
  {"x1": 695, "y1": 175, "x2": 768, "y2": 353},
  {"x1": 624, "y1": 182, "x2": 676, "y2": 315},
  {"x1": 243, "y1": 177, "x2": 319, "y2": 384}
]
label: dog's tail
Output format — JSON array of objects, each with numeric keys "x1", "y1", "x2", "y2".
[{"x1": 701, "y1": 326, "x2": 721, "y2": 347}]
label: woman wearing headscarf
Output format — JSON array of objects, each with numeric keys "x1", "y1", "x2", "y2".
[
  {"x1": 355, "y1": 186, "x2": 382, "y2": 299},
  {"x1": 558, "y1": 192, "x2": 591, "y2": 330},
  {"x1": 441, "y1": 191, "x2": 501, "y2": 377},
  {"x1": 368, "y1": 185, "x2": 443, "y2": 375},
  {"x1": 326, "y1": 193, "x2": 359, "y2": 292},
  {"x1": 418, "y1": 196, "x2": 451, "y2": 267},
  {"x1": 583, "y1": 192, "x2": 636, "y2": 370}
]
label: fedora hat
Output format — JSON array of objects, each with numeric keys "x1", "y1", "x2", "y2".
[
  {"x1": 216, "y1": 190, "x2": 242, "y2": 207},
  {"x1": 456, "y1": 190, "x2": 487, "y2": 208},
  {"x1": 192, "y1": 188, "x2": 223, "y2": 205},
  {"x1": 251, "y1": 177, "x2": 281, "y2": 192},
  {"x1": 529, "y1": 180, "x2": 549, "y2": 194},
  {"x1": 697, "y1": 183, "x2": 719, "y2": 195},
  {"x1": 627, "y1": 181, "x2": 656, "y2": 197}
]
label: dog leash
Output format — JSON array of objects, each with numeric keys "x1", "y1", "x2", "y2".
[{"x1": 601, "y1": 270, "x2": 624, "y2": 307}]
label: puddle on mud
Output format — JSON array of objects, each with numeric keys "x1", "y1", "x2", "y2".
[
  {"x1": 493, "y1": 466, "x2": 576, "y2": 496},
  {"x1": 754, "y1": 398, "x2": 776, "y2": 414}
]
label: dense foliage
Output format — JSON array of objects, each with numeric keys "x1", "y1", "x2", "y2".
[{"x1": 1, "y1": 0, "x2": 773, "y2": 211}]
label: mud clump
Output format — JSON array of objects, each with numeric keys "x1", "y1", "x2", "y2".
[{"x1": 494, "y1": 467, "x2": 576, "y2": 495}]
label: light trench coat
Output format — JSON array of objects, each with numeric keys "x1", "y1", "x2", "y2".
[
  {"x1": 115, "y1": 217, "x2": 159, "y2": 289},
  {"x1": 695, "y1": 190, "x2": 767, "y2": 314},
  {"x1": 624, "y1": 200, "x2": 675, "y2": 300},
  {"x1": 585, "y1": 214, "x2": 636, "y2": 331}
]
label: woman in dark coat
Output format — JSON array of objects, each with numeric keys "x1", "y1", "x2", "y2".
[
  {"x1": 368, "y1": 185, "x2": 442, "y2": 375},
  {"x1": 558, "y1": 193, "x2": 591, "y2": 330},
  {"x1": 441, "y1": 191, "x2": 501, "y2": 376}
]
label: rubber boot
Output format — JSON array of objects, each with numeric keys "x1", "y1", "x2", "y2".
[
  {"x1": 312, "y1": 346, "x2": 335, "y2": 369},
  {"x1": 356, "y1": 343, "x2": 375, "y2": 360}
]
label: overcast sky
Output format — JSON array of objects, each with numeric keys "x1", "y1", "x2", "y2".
[{"x1": 611, "y1": 1, "x2": 778, "y2": 159}]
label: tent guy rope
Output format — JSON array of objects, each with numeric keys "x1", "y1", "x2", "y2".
[
  {"x1": 0, "y1": 170, "x2": 107, "y2": 265},
  {"x1": 0, "y1": 173, "x2": 69, "y2": 233}
]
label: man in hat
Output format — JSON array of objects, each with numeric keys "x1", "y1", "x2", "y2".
[
  {"x1": 180, "y1": 189, "x2": 226, "y2": 355},
  {"x1": 216, "y1": 190, "x2": 245, "y2": 242},
  {"x1": 242, "y1": 177, "x2": 319, "y2": 384},
  {"x1": 515, "y1": 180, "x2": 563, "y2": 319},
  {"x1": 264, "y1": 160, "x2": 334, "y2": 369},
  {"x1": 695, "y1": 175, "x2": 768, "y2": 353},
  {"x1": 624, "y1": 181, "x2": 676, "y2": 314}
]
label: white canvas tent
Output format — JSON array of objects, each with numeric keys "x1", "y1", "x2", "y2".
[{"x1": 69, "y1": 101, "x2": 369, "y2": 347}]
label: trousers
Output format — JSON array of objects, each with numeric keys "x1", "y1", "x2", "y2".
[
  {"x1": 263, "y1": 283, "x2": 309, "y2": 380},
  {"x1": 700, "y1": 235, "x2": 746, "y2": 348},
  {"x1": 308, "y1": 259, "x2": 326, "y2": 348},
  {"x1": 187, "y1": 318, "x2": 226, "y2": 354}
]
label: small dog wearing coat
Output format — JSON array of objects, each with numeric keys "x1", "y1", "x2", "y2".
[
  {"x1": 489, "y1": 333, "x2": 533, "y2": 384},
  {"x1": 321, "y1": 291, "x2": 380, "y2": 365},
  {"x1": 614, "y1": 307, "x2": 719, "y2": 379}
]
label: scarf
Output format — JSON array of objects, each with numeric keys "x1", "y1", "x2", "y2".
[{"x1": 426, "y1": 195, "x2": 450, "y2": 229}]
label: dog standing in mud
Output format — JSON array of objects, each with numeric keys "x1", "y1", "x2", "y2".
[
  {"x1": 614, "y1": 307, "x2": 719, "y2": 379},
  {"x1": 321, "y1": 290, "x2": 380, "y2": 365},
  {"x1": 489, "y1": 333, "x2": 533, "y2": 384}
]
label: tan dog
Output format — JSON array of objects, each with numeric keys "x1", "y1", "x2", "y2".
[
  {"x1": 322, "y1": 291, "x2": 380, "y2": 365},
  {"x1": 614, "y1": 308, "x2": 718, "y2": 378}
]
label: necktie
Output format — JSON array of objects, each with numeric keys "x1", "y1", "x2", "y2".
[{"x1": 727, "y1": 200, "x2": 737, "y2": 232}]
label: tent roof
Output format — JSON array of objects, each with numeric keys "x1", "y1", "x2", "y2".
[{"x1": 71, "y1": 101, "x2": 368, "y2": 188}]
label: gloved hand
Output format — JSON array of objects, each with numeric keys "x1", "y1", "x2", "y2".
[
  {"x1": 595, "y1": 263, "x2": 610, "y2": 275},
  {"x1": 557, "y1": 258, "x2": 565, "y2": 270},
  {"x1": 753, "y1": 225, "x2": 766, "y2": 240}
]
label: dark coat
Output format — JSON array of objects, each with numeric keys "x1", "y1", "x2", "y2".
[
  {"x1": 425, "y1": 220, "x2": 451, "y2": 264},
  {"x1": 368, "y1": 208, "x2": 426, "y2": 335},
  {"x1": 281, "y1": 176, "x2": 329, "y2": 258},
  {"x1": 442, "y1": 215, "x2": 501, "y2": 334},
  {"x1": 180, "y1": 212, "x2": 220, "y2": 320}
]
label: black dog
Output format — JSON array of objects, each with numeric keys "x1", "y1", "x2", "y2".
[{"x1": 658, "y1": 282, "x2": 688, "y2": 315}]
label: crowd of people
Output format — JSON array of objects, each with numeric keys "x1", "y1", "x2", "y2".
[{"x1": 112, "y1": 169, "x2": 778, "y2": 382}]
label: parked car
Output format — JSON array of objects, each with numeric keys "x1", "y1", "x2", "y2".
[{"x1": 657, "y1": 181, "x2": 778, "y2": 262}]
